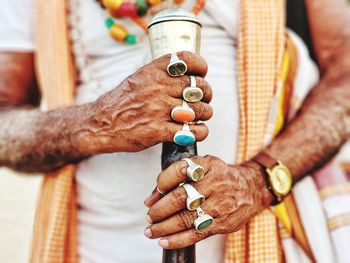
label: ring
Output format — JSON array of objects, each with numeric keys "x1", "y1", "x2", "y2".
[
  {"x1": 183, "y1": 76, "x2": 204, "y2": 103},
  {"x1": 173, "y1": 124, "x2": 196, "y2": 146},
  {"x1": 171, "y1": 101, "x2": 195, "y2": 123},
  {"x1": 182, "y1": 158, "x2": 205, "y2": 181},
  {"x1": 182, "y1": 183, "x2": 205, "y2": 211},
  {"x1": 194, "y1": 207, "x2": 214, "y2": 231},
  {"x1": 167, "y1": 53, "x2": 188, "y2": 77}
]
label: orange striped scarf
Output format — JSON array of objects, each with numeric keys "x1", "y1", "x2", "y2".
[
  {"x1": 31, "y1": 0, "x2": 296, "y2": 262},
  {"x1": 224, "y1": 1, "x2": 285, "y2": 262}
]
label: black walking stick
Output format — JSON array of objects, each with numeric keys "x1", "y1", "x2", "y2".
[{"x1": 148, "y1": 8, "x2": 202, "y2": 263}]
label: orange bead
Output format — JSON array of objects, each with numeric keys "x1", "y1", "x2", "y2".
[
  {"x1": 109, "y1": 24, "x2": 128, "y2": 41},
  {"x1": 173, "y1": 0, "x2": 184, "y2": 4},
  {"x1": 192, "y1": 0, "x2": 206, "y2": 15},
  {"x1": 147, "y1": 0, "x2": 162, "y2": 6}
]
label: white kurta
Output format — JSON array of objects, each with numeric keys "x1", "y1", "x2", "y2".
[{"x1": 71, "y1": 0, "x2": 239, "y2": 262}]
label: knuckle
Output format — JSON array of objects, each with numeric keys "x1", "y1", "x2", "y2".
[
  {"x1": 194, "y1": 125, "x2": 209, "y2": 141},
  {"x1": 169, "y1": 189, "x2": 186, "y2": 210},
  {"x1": 156, "y1": 54, "x2": 171, "y2": 67},
  {"x1": 200, "y1": 103, "x2": 213, "y2": 120},
  {"x1": 200, "y1": 55, "x2": 208, "y2": 73},
  {"x1": 161, "y1": 123, "x2": 175, "y2": 141},
  {"x1": 203, "y1": 81, "x2": 213, "y2": 102},
  {"x1": 195, "y1": 229, "x2": 212, "y2": 242},
  {"x1": 156, "y1": 173, "x2": 165, "y2": 191},
  {"x1": 178, "y1": 51, "x2": 195, "y2": 64},
  {"x1": 149, "y1": 205, "x2": 162, "y2": 220},
  {"x1": 151, "y1": 223, "x2": 166, "y2": 237},
  {"x1": 178, "y1": 211, "x2": 196, "y2": 228},
  {"x1": 204, "y1": 155, "x2": 220, "y2": 163},
  {"x1": 174, "y1": 161, "x2": 186, "y2": 181},
  {"x1": 206, "y1": 105, "x2": 214, "y2": 119},
  {"x1": 214, "y1": 218, "x2": 228, "y2": 233}
]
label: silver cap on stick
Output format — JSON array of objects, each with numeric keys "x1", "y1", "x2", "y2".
[{"x1": 148, "y1": 8, "x2": 202, "y2": 59}]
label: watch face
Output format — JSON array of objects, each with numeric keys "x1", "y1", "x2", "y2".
[{"x1": 269, "y1": 164, "x2": 292, "y2": 196}]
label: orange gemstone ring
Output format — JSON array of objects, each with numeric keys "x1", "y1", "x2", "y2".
[{"x1": 171, "y1": 101, "x2": 195, "y2": 123}]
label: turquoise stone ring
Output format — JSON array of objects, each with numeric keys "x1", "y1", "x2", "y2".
[{"x1": 173, "y1": 124, "x2": 196, "y2": 146}]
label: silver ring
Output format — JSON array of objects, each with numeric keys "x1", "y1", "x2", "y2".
[
  {"x1": 173, "y1": 123, "x2": 196, "y2": 146},
  {"x1": 182, "y1": 183, "x2": 205, "y2": 211},
  {"x1": 183, "y1": 76, "x2": 204, "y2": 102},
  {"x1": 182, "y1": 158, "x2": 205, "y2": 181},
  {"x1": 171, "y1": 101, "x2": 195, "y2": 123},
  {"x1": 167, "y1": 53, "x2": 188, "y2": 77},
  {"x1": 194, "y1": 207, "x2": 214, "y2": 231}
]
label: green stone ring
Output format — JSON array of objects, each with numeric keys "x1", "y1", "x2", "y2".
[{"x1": 194, "y1": 208, "x2": 214, "y2": 231}]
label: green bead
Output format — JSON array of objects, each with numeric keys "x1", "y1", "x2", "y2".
[
  {"x1": 125, "y1": 34, "x2": 137, "y2": 44},
  {"x1": 105, "y1": 17, "x2": 115, "y2": 28},
  {"x1": 136, "y1": 0, "x2": 148, "y2": 16}
]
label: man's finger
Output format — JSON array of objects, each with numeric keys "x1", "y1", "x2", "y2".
[
  {"x1": 157, "y1": 226, "x2": 215, "y2": 249},
  {"x1": 163, "y1": 122, "x2": 209, "y2": 143},
  {"x1": 146, "y1": 201, "x2": 218, "y2": 239},
  {"x1": 154, "y1": 51, "x2": 208, "y2": 78},
  {"x1": 189, "y1": 102, "x2": 213, "y2": 121},
  {"x1": 167, "y1": 76, "x2": 213, "y2": 103},
  {"x1": 157, "y1": 156, "x2": 210, "y2": 194},
  {"x1": 147, "y1": 180, "x2": 210, "y2": 223}
]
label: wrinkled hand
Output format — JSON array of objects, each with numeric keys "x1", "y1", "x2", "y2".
[
  {"x1": 144, "y1": 156, "x2": 273, "y2": 249},
  {"x1": 75, "y1": 51, "x2": 213, "y2": 154}
]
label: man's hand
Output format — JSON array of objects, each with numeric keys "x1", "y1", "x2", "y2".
[
  {"x1": 76, "y1": 51, "x2": 213, "y2": 154},
  {"x1": 143, "y1": 156, "x2": 272, "y2": 249},
  {"x1": 0, "y1": 51, "x2": 213, "y2": 173}
]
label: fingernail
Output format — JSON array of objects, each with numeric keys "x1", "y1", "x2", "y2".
[
  {"x1": 159, "y1": 239, "x2": 169, "y2": 248},
  {"x1": 147, "y1": 214, "x2": 153, "y2": 224},
  {"x1": 144, "y1": 227, "x2": 152, "y2": 238},
  {"x1": 144, "y1": 193, "x2": 152, "y2": 205}
]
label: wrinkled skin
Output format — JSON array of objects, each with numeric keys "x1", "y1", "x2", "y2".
[
  {"x1": 79, "y1": 52, "x2": 213, "y2": 155},
  {"x1": 0, "y1": 51, "x2": 213, "y2": 172},
  {"x1": 144, "y1": 156, "x2": 272, "y2": 249},
  {"x1": 141, "y1": 0, "x2": 350, "y2": 250}
]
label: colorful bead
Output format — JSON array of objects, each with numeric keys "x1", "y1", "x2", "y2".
[
  {"x1": 105, "y1": 17, "x2": 115, "y2": 28},
  {"x1": 118, "y1": 2, "x2": 138, "y2": 18},
  {"x1": 109, "y1": 24, "x2": 128, "y2": 41},
  {"x1": 136, "y1": 0, "x2": 148, "y2": 16},
  {"x1": 96, "y1": 0, "x2": 205, "y2": 45},
  {"x1": 147, "y1": 0, "x2": 162, "y2": 6},
  {"x1": 192, "y1": 0, "x2": 206, "y2": 15},
  {"x1": 125, "y1": 34, "x2": 137, "y2": 44},
  {"x1": 103, "y1": 0, "x2": 123, "y2": 10},
  {"x1": 108, "y1": 8, "x2": 121, "y2": 18}
]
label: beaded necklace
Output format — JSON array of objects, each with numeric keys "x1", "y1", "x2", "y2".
[{"x1": 95, "y1": 0, "x2": 205, "y2": 44}]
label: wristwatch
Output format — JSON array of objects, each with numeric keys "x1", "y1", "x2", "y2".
[{"x1": 252, "y1": 152, "x2": 293, "y2": 206}]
